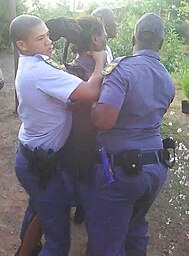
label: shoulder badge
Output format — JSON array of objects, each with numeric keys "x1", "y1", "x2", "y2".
[
  {"x1": 102, "y1": 62, "x2": 118, "y2": 76},
  {"x1": 45, "y1": 59, "x2": 63, "y2": 70}
]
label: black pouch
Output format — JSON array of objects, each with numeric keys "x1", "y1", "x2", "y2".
[
  {"x1": 120, "y1": 149, "x2": 143, "y2": 176},
  {"x1": 162, "y1": 138, "x2": 176, "y2": 168},
  {"x1": 28, "y1": 147, "x2": 57, "y2": 189}
]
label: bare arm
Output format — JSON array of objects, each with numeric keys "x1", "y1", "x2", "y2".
[
  {"x1": 91, "y1": 103, "x2": 119, "y2": 131},
  {"x1": 69, "y1": 50, "x2": 106, "y2": 102}
]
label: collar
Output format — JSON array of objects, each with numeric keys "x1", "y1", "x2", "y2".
[
  {"x1": 134, "y1": 50, "x2": 160, "y2": 61},
  {"x1": 36, "y1": 54, "x2": 49, "y2": 60},
  {"x1": 19, "y1": 54, "x2": 49, "y2": 60}
]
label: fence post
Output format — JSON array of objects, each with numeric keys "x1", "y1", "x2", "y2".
[{"x1": 9, "y1": 0, "x2": 18, "y2": 113}]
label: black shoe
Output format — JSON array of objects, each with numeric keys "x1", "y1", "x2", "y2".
[{"x1": 73, "y1": 204, "x2": 85, "y2": 224}]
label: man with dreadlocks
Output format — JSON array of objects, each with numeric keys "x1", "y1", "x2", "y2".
[{"x1": 60, "y1": 17, "x2": 107, "y2": 225}]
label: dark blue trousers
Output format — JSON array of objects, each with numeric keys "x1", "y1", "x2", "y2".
[
  {"x1": 80, "y1": 160, "x2": 167, "y2": 256},
  {"x1": 15, "y1": 146, "x2": 71, "y2": 256}
]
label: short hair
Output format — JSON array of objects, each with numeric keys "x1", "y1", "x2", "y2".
[
  {"x1": 9, "y1": 15, "x2": 43, "y2": 45},
  {"x1": 91, "y1": 7, "x2": 115, "y2": 22}
]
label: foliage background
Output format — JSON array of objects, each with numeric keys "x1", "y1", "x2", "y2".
[
  {"x1": 1, "y1": 0, "x2": 189, "y2": 95},
  {"x1": 0, "y1": 1, "x2": 188, "y2": 255},
  {"x1": 0, "y1": 0, "x2": 189, "y2": 113},
  {"x1": 1, "y1": 0, "x2": 189, "y2": 75}
]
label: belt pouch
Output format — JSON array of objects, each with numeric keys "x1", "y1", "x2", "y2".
[{"x1": 120, "y1": 149, "x2": 143, "y2": 176}]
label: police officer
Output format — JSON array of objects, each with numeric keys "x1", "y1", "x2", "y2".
[
  {"x1": 81, "y1": 13, "x2": 175, "y2": 256},
  {"x1": 91, "y1": 7, "x2": 117, "y2": 63},
  {"x1": 9, "y1": 14, "x2": 106, "y2": 256}
]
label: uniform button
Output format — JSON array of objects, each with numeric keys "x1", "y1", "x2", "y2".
[{"x1": 132, "y1": 164, "x2": 136, "y2": 168}]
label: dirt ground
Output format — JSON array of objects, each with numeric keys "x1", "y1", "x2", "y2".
[{"x1": 0, "y1": 50, "x2": 188, "y2": 256}]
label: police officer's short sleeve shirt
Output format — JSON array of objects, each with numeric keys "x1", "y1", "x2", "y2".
[{"x1": 16, "y1": 54, "x2": 83, "y2": 151}]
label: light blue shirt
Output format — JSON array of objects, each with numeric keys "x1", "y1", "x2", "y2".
[{"x1": 16, "y1": 54, "x2": 82, "y2": 152}]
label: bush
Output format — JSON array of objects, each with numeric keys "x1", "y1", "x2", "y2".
[
  {"x1": 0, "y1": 0, "x2": 27, "y2": 49},
  {"x1": 180, "y1": 60, "x2": 189, "y2": 100}
]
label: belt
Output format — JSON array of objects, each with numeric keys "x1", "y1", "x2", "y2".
[
  {"x1": 19, "y1": 142, "x2": 64, "y2": 161},
  {"x1": 19, "y1": 143, "x2": 63, "y2": 189},
  {"x1": 114, "y1": 150, "x2": 163, "y2": 166},
  {"x1": 19, "y1": 142, "x2": 34, "y2": 160},
  {"x1": 96, "y1": 149, "x2": 163, "y2": 166}
]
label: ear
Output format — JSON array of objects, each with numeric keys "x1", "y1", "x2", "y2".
[
  {"x1": 90, "y1": 34, "x2": 98, "y2": 49},
  {"x1": 16, "y1": 40, "x2": 28, "y2": 52}
]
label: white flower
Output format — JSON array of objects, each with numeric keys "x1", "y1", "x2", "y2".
[{"x1": 166, "y1": 217, "x2": 172, "y2": 225}]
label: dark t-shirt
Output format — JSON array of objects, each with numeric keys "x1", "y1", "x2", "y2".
[{"x1": 63, "y1": 56, "x2": 96, "y2": 183}]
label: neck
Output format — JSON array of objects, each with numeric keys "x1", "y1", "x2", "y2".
[
  {"x1": 77, "y1": 51, "x2": 91, "y2": 58},
  {"x1": 133, "y1": 46, "x2": 158, "y2": 55}
]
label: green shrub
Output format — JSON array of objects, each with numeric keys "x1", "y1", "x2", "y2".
[
  {"x1": 0, "y1": 0, "x2": 27, "y2": 49},
  {"x1": 180, "y1": 61, "x2": 189, "y2": 100}
]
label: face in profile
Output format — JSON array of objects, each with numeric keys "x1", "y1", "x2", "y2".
[
  {"x1": 92, "y1": 27, "x2": 107, "y2": 52},
  {"x1": 104, "y1": 12, "x2": 117, "y2": 38},
  {"x1": 16, "y1": 22, "x2": 53, "y2": 57},
  {"x1": 75, "y1": 18, "x2": 107, "y2": 53}
]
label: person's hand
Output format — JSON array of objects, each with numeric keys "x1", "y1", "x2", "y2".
[{"x1": 89, "y1": 50, "x2": 107, "y2": 66}]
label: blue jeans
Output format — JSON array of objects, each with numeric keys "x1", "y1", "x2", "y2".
[
  {"x1": 80, "y1": 161, "x2": 167, "y2": 256},
  {"x1": 15, "y1": 145, "x2": 71, "y2": 256}
]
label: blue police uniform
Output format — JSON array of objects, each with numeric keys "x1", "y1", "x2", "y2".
[
  {"x1": 80, "y1": 50, "x2": 175, "y2": 256},
  {"x1": 15, "y1": 54, "x2": 82, "y2": 256}
]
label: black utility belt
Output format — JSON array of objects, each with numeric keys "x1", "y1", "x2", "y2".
[
  {"x1": 19, "y1": 142, "x2": 64, "y2": 189},
  {"x1": 113, "y1": 149, "x2": 163, "y2": 166},
  {"x1": 19, "y1": 142, "x2": 63, "y2": 161},
  {"x1": 97, "y1": 149, "x2": 165, "y2": 177},
  {"x1": 19, "y1": 142, "x2": 34, "y2": 160}
]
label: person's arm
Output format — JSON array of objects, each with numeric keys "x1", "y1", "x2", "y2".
[
  {"x1": 91, "y1": 103, "x2": 119, "y2": 131},
  {"x1": 91, "y1": 62, "x2": 129, "y2": 131},
  {"x1": 69, "y1": 50, "x2": 106, "y2": 102}
]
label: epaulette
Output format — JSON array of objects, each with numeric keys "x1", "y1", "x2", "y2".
[
  {"x1": 102, "y1": 56, "x2": 128, "y2": 76},
  {"x1": 45, "y1": 59, "x2": 64, "y2": 70},
  {"x1": 102, "y1": 62, "x2": 119, "y2": 75}
]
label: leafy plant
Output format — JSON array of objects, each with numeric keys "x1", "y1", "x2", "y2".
[
  {"x1": 180, "y1": 60, "x2": 189, "y2": 100},
  {"x1": 161, "y1": 26, "x2": 183, "y2": 73},
  {"x1": 29, "y1": 0, "x2": 73, "y2": 20},
  {"x1": 0, "y1": 0, "x2": 27, "y2": 49}
]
